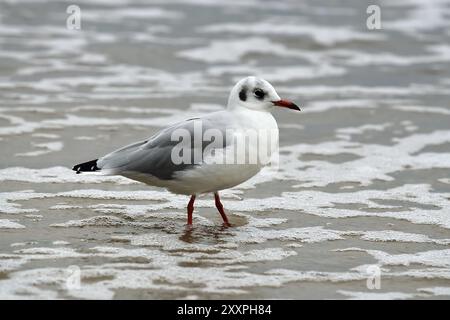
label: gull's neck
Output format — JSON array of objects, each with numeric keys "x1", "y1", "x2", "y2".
[
  {"x1": 225, "y1": 103, "x2": 278, "y2": 132},
  {"x1": 227, "y1": 101, "x2": 272, "y2": 114}
]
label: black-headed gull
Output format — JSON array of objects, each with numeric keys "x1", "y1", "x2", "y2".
[{"x1": 73, "y1": 76, "x2": 300, "y2": 226}]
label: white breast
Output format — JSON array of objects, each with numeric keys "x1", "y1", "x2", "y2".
[{"x1": 167, "y1": 108, "x2": 279, "y2": 195}]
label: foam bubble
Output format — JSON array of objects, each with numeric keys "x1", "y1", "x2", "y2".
[
  {"x1": 338, "y1": 290, "x2": 416, "y2": 300},
  {"x1": 0, "y1": 167, "x2": 136, "y2": 185},
  {"x1": 418, "y1": 287, "x2": 450, "y2": 296},
  {"x1": 360, "y1": 230, "x2": 450, "y2": 245},
  {"x1": 0, "y1": 219, "x2": 25, "y2": 229},
  {"x1": 15, "y1": 141, "x2": 63, "y2": 157},
  {"x1": 178, "y1": 37, "x2": 306, "y2": 63},
  {"x1": 199, "y1": 22, "x2": 384, "y2": 46}
]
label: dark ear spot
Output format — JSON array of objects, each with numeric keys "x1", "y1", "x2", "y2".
[{"x1": 239, "y1": 87, "x2": 247, "y2": 101}]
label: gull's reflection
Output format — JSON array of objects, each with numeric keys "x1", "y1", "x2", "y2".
[{"x1": 179, "y1": 223, "x2": 234, "y2": 244}]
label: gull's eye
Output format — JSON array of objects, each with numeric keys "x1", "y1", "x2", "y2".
[{"x1": 253, "y1": 88, "x2": 265, "y2": 100}]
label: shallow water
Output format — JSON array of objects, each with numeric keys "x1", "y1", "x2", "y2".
[{"x1": 1, "y1": 0, "x2": 450, "y2": 299}]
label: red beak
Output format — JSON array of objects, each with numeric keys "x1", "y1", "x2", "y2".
[{"x1": 272, "y1": 99, "x2": 301, "y2": 111}]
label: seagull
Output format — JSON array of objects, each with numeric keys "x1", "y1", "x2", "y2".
[{"x1": 73, "y1": 76, "x2": 300, "y2": 226}]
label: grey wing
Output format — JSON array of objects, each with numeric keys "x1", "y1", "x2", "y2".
[{"x1": 97, "y1": 114, "x2": 231, "y2": 180}]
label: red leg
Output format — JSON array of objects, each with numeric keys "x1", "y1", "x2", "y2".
[
  {"x1": 187, "y1": 195, "x2": 196, "y2": 225},
  {"x1": 214, "y1": 192, "x2": 230, "y2": 226}
]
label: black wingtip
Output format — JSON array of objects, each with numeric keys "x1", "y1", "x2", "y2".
[{"x1": 73, "y1": 159, "x2": 99, "y2": 174}]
